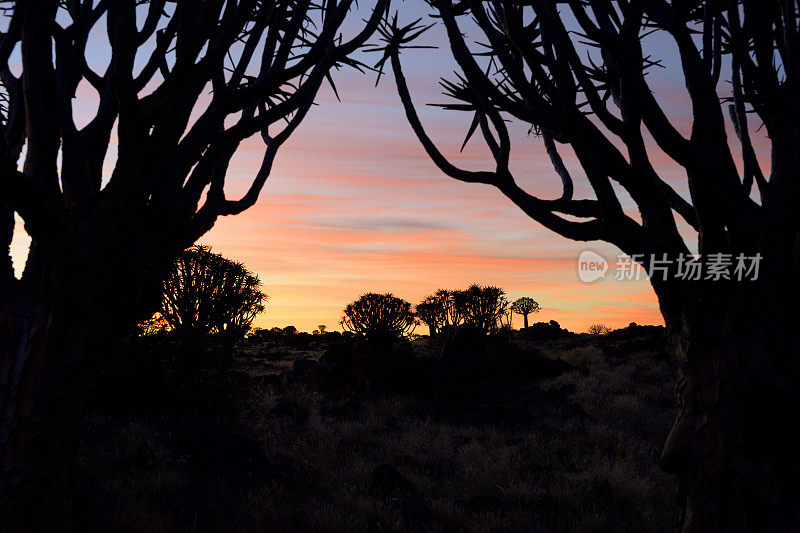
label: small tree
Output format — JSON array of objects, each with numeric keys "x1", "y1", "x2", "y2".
[
  {"x1": 341, "y1": 293, "x2": 416, "y2": 342},
  {"x1": 510, "y1": 297, "x2": 540, "y2": 329},
  {"x1": 452, "y1": 284, "x2": 508, "y2": 334},
  {"x1": 161, "y1": 246, "x2": 266, "y2": 341},
  {"x1": 415, "y1": 289, "x2": 461, "y2": 336}
]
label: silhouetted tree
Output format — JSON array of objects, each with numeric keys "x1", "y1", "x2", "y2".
[
  {"x1": 498, "y1": 307, "x2": 513, "y2": 330},
  {"x1": 587, "y1": 324, "x2": 611, "y2": 336},
  {"x1": 160, "y1": 246, "x2": 266, "y2": 341},
  {"x1": 341, "y1": 293, "x2": 416, "y2": 342},
  {"x1": 383, "y1": 1, "x2": 800, "y2": 528},
  {"x1": 510, "y1": 297, "x2": 540, "y2": 329},
  {"x1": 452, "y1": 284, "x2": 508, "y2": 334},
  {"x1": 415, "y1": 289, "x2": 461, "y2": 336},
  {"x1": 0, "y1": 1, "x2": 388, "y2": 527},
  {"x1": 415, "y1": 297, "x2": 441, "y2": 336}
]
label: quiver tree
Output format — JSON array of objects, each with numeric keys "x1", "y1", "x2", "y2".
[
  {"x1": 0, "y1": 0, "x2": 388, "y2": 527},
  {"x1": 415, "y1": 289, "x2": 461, "y2": 336},
  {"x1": 341, "y1": 292, "x2": 416, "y2": 343},
  {"x1": 383, "y1": 1, "x2": 800, "y2": 529},
  {"x1": 160, "y1": 245, "x2": 266, "y2": 341},
  {"x1": 510, "y1": 297, "x2": 540, "y2": 329},
  {"x1": 452, "y1": 284, "x2": 508, "y2": 334}
]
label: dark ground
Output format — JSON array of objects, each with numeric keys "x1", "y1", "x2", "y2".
[{"x1": 77, "y1": 325, "x2": 678, "y2": 532}]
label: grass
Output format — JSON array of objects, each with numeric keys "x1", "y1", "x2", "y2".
[{"x1": 77, "y1": 332, "x2": 679, "y2": 532}]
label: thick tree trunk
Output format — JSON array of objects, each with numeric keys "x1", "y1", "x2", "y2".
[
  {"x1": 660, "y1": 279, "x2": 800, "y2": 531},
  {"x1": 522, "y1": 314, "x2": 529, "y2": 329},
  {"x1": 0, "y1": 237, "x2": 164, "y2": 530},
  {"x1": 0, "y1": 305, "x2": 101, "y2": 529}
]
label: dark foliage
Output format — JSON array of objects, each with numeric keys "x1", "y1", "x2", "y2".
[
  {"x1": 341, "y1": 293, "x2": 417, "y2": 343},
  {"x1": 587, "y1": 324, "x2": 612, "y2": 336},
  {"x1": 510, "y1": 297, "x2": 540, "y2": 329},
  {"x1": 160, "y1": 246, "x2": 266, "y2": 342},
  {"x1": 521, "y1": 320, "x2": 567, "y2": 342},
  {"x1": 451, "y1": 284, "x2": 508, "y2": 334},
  {"x1": 79, "y1": 328, "x2": 677, "y2": 531},
  {"x1": 91, "y1": 332, "x2": 243, "y2": 417},
  {"x1": 415, "y1": 289, "x2": 461, "y2": 336}
]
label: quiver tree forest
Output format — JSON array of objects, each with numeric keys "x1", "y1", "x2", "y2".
[
  {"x1": 1, "y1": 0, "x2": 800, "y2": 530},
  {"x1": 0, "y1": 0, "x2": 387, "y2": 527},
  {"x1": 383, "y1": 0, "x2": 800, "y2": 530}
]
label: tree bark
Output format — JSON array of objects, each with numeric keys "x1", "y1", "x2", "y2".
[
  {"x1": 0, "y1": 234, "x2": 165, "y2": 530},
  {"x1": 523, "y1": 314, "x2": 529, "y2": 329},
  {"x1": 661, "y1": 278, "x2": 800, "y2": 531}
]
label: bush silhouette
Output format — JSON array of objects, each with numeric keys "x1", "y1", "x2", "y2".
[
  {"x1": 160, "y1": 246, "x2": 266, "y2": 341},
  {"x1": 587, "y1": 324, "x2": 612, "y2": 336},
  {"x1": 522, "y1": 321, "x2": 565, "y2": 341},
  {"x1": 452, "y1": 285, "x2": 508, "y2": 334},
  {"x1": 341, "y1": 293, "x2": 416, "y2": 343}
]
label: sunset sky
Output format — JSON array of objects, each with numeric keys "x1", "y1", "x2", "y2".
[
  {"x1": 195, "y1": 5, "x2": 675, "y2": 334},
  {"x1": 9, "y1": 3, "x2": 769, "y2": 333}
]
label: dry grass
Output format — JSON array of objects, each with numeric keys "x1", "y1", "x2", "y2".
[{"x1": 78, "y1": 334, "x2": 678, "y2": 532}]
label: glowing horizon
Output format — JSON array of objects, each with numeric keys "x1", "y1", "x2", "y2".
[
  {"x1": 196, "y1": 65, "x2": 667, "y2": 334},
  {"x1": 10, "y1": 5, "x2": 774, "y2": 335}
]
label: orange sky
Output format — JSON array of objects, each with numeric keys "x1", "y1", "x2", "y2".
[
  {"x1": 9, "y1": 6, "x2": 773, "y2": 334},
  {"x1": 196, "y1": 69, "x2": 667, "y2": 333}
]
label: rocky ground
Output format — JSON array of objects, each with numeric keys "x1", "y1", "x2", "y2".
[{"x1": 77, "y1": 327, "x2": 678, "y2": 531}]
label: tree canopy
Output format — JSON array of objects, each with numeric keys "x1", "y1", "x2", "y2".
[
  {"x1": 160, "y1": 245, "x2": 266, "y2": 340},
  {"x1": 341, "y1": 292, "x2": 417, "y2": 342},
  {"x1": 0, "y1": 0, "x2": 389, "y2": 289}
]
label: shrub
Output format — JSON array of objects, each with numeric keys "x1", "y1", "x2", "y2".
[
  {"x1": 341, "y1": 293, "x2": 416, "y2": 342},
  {"x1": 587, "y1": 323, "x2": 612, "y2": 335},
  {"x1": 521, "y1": 321, "x2": 565, "y2": 341},
  {"x1": 452, "y1": 284, "x2": 508, "y2": 334},
  {"x1": 160, "y1": 245, "x2": 267, "y2": 342}
]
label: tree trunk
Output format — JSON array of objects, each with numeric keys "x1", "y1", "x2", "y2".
[
  {"x1": 660, "y1": 279, "x2": 800, "y2": 531},
  {"x1": 523, "y1": 314, "x2": 529, "y2": 329},
  {"x1": 0, "y1": 237, "x2": 164, "y2": 530}
]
